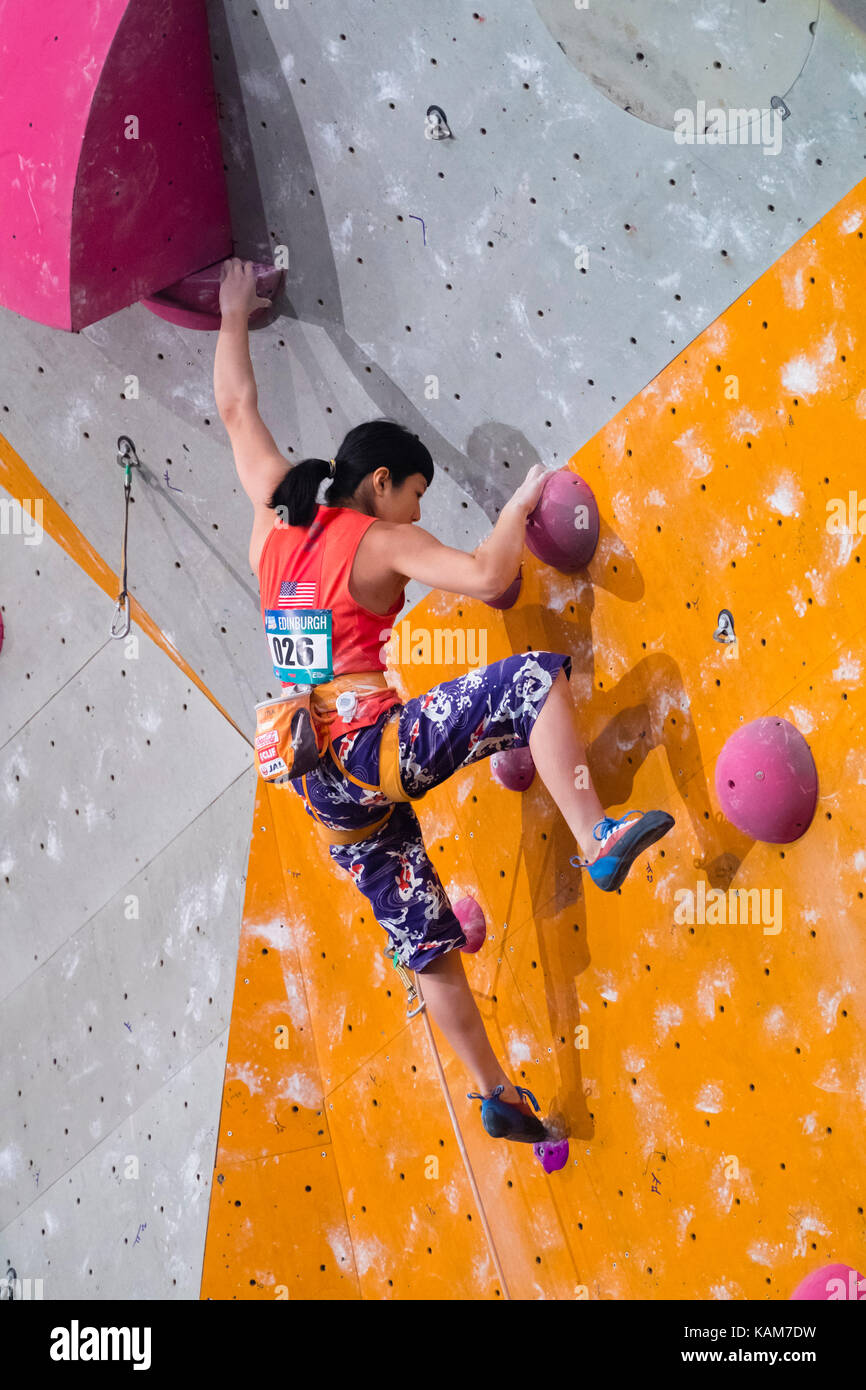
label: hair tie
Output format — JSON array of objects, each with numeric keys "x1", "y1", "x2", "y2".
[{"x1": 328, "y1": 457, "x2": 336, "y2": 476}]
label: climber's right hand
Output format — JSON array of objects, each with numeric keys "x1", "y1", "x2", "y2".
[
  {"x1": 219, "y1": 258, "x2": 273, "y2": 318},
  {"x1": 508, "y1": 463, "x2": 549, "y2": 517}
]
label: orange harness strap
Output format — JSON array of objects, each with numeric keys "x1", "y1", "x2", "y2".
[{"x1": 302, "y1": 674, "x2": 425, "y2": 846}]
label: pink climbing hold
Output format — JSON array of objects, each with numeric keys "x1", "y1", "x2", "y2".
[
  {"x1": 534, "y1": 1138, "x2": 569, "y2": 1173},
  {"x1": 715, "y1": 716, "x2": 818, "y2": 843},
  {"x1": 525, "y1": 468, "x2": 600, "y2": 573},
  {"x1": 142, "y1": 260, "x2": 283, "y2": 332},
  {"x1": 790, "y1": 1263, "x2": 866, "y2": 1300},
  {"x1": 490, "y1": 746, "x2": 535, "y2": 791},
  {"x1": 486, "y1": 567, "x2": 522, "y2": 610},
  {"x1": 454, "y1": 897, "x2": 486, "y2": 953}
]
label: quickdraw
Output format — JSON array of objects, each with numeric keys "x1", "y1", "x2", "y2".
[
  {"x1": 110, "y1": 435, "x2": 141, "y2": 639},
  {"x1": 386, "y1": 947, "x2": 426, "y2": 1020}
]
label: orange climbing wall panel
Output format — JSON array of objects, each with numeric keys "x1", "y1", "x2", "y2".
[{"x1": 201, "y1": 181, "x2": 866, "y2": 1300}]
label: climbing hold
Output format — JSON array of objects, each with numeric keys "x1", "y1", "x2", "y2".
[
  {"x1": 486, "y1": 567, "x2": 522, "y2": 610},
  {"x1": 455, "y1": 897, "x2": 486, "y2": 953},
  {"x1": 533, "y1": 1138, "x2": 570, "y2": 1174},
  {"x1": 425, "y1": 105, "x2": 452, "y2": 140},
  {"x1": 142, "y1": 260, "x2": 283, "y2": 332},
  {"x1": 490, "y1": 746, "x2": 535, "y2": 791},
  {"x1": 715, "y1": 717, "x2": 818, "y2": 843},
  {"x1": 524, "y1": 468, "x2": 600, "y2": 573},
  {"x1": 789, "y1": 1263, "x2": 866, "y2": 1300}
]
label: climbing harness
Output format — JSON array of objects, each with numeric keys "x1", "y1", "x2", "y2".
[
  {"x1": 256, "y1": 670, "x2": 427, "y2": 846},
  {"x1": 110, "y1": 435, "x2": 141, "y2": 640}
]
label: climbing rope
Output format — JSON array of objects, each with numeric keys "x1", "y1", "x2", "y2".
[
  {"x1": 110, "y1": 435, "x2": 141, "y2": 639},
  {"x1": 411, "y1": 968, "x2": 513, "y2": 1301},
  {"x1": 388, "y1": 950, "x2": 510, "y2": 1293}
]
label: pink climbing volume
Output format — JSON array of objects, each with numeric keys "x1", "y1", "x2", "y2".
[{"x1": 715, "y1": 716, "x2": 818, "y2": 843}]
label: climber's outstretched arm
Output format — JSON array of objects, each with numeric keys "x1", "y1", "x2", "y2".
[
  {"x1": 219, "y1": 396, "x2": 289, "y2": 573},
  {"x1": 219, "y1": 396, "x2": 288, "y2": 509},
  {"x1": 214, "y1": 259, "x2": 289, "y2": 569}
]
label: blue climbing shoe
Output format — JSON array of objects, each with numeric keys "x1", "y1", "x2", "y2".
[
  {"x1": 571, "y1": 809, "x2": 675, "y2": 892},
  {"x1": 466, "y1": 1084, "x2": 548, "y2": 1143}
]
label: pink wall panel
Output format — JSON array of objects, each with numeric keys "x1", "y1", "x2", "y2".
[{"x1": 0, "y1": 0, "x2": 231, "y2": 330}]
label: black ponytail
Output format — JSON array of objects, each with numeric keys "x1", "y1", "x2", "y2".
[
  {"x1": 268, "y1": 457, "x2": 332, "y2": 527},
  {"x1": 268, "y1": 418, "x2": 434, "y2": 527}
]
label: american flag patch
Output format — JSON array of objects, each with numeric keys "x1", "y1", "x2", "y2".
[{"x1": 277, "y1": 580, "x2": 317, "y2": 608}]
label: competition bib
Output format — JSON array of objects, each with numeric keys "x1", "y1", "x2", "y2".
[{"x1": 264, "y1": 608, "x2": 333, "y2": 685}]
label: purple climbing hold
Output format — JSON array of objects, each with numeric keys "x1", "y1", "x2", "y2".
[
  {"x1": 534, "y1": 1138, "x2": 569, "y2": 1173},
  {"x1": 525, "y1": 468, "x2": 600, "y2": 573},
  {"x1": 715, "y1": 716, "x2": 818, "y2": 843},
  {"x1": 486, "y1": 567, "x2": 522, "y2": 610},
  {"x1": 490, "y1": 746, "x2": 536, "y2": 791}
]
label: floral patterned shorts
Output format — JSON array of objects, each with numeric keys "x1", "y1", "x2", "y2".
[{"x1": 292, "y1": 651, "x2": 572, "y2": 971}]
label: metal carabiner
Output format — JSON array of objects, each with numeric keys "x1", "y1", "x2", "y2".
[
  {"x1": 111, "y1": 593, "x2": 131, "y2": 640},
  {"x1": 116, "y1": 435, "x2": 141, "y2": 470},
  {"x1": 713, "y1": 608, "x2": 736, "y2": 644},
  {"x1": 425, "y1": 104, "x2": 452, "y2": 140},
  {"x1": 389, "y1": 953, "x2": 427, "y2": 1019}
]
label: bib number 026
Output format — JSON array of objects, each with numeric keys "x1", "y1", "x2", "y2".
[
  {"x1": 264, "y1": 608, "x2": 333, "y2": 685},
  {"x1": 271, "y1": 634, "x2": 315, "y2": 666}
]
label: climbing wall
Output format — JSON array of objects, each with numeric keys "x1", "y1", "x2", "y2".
[{"x1": 200, "y1": 181, "x2": 866, "y2": 1300}]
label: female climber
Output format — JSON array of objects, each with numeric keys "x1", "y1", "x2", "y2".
[{"x1": 214, "y1": 258, "x2": 675, "y2": 1144}]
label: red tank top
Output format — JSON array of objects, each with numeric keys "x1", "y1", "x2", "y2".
[{"x1": 258, "y1": 504, "x2": 404, "y2": 739}]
